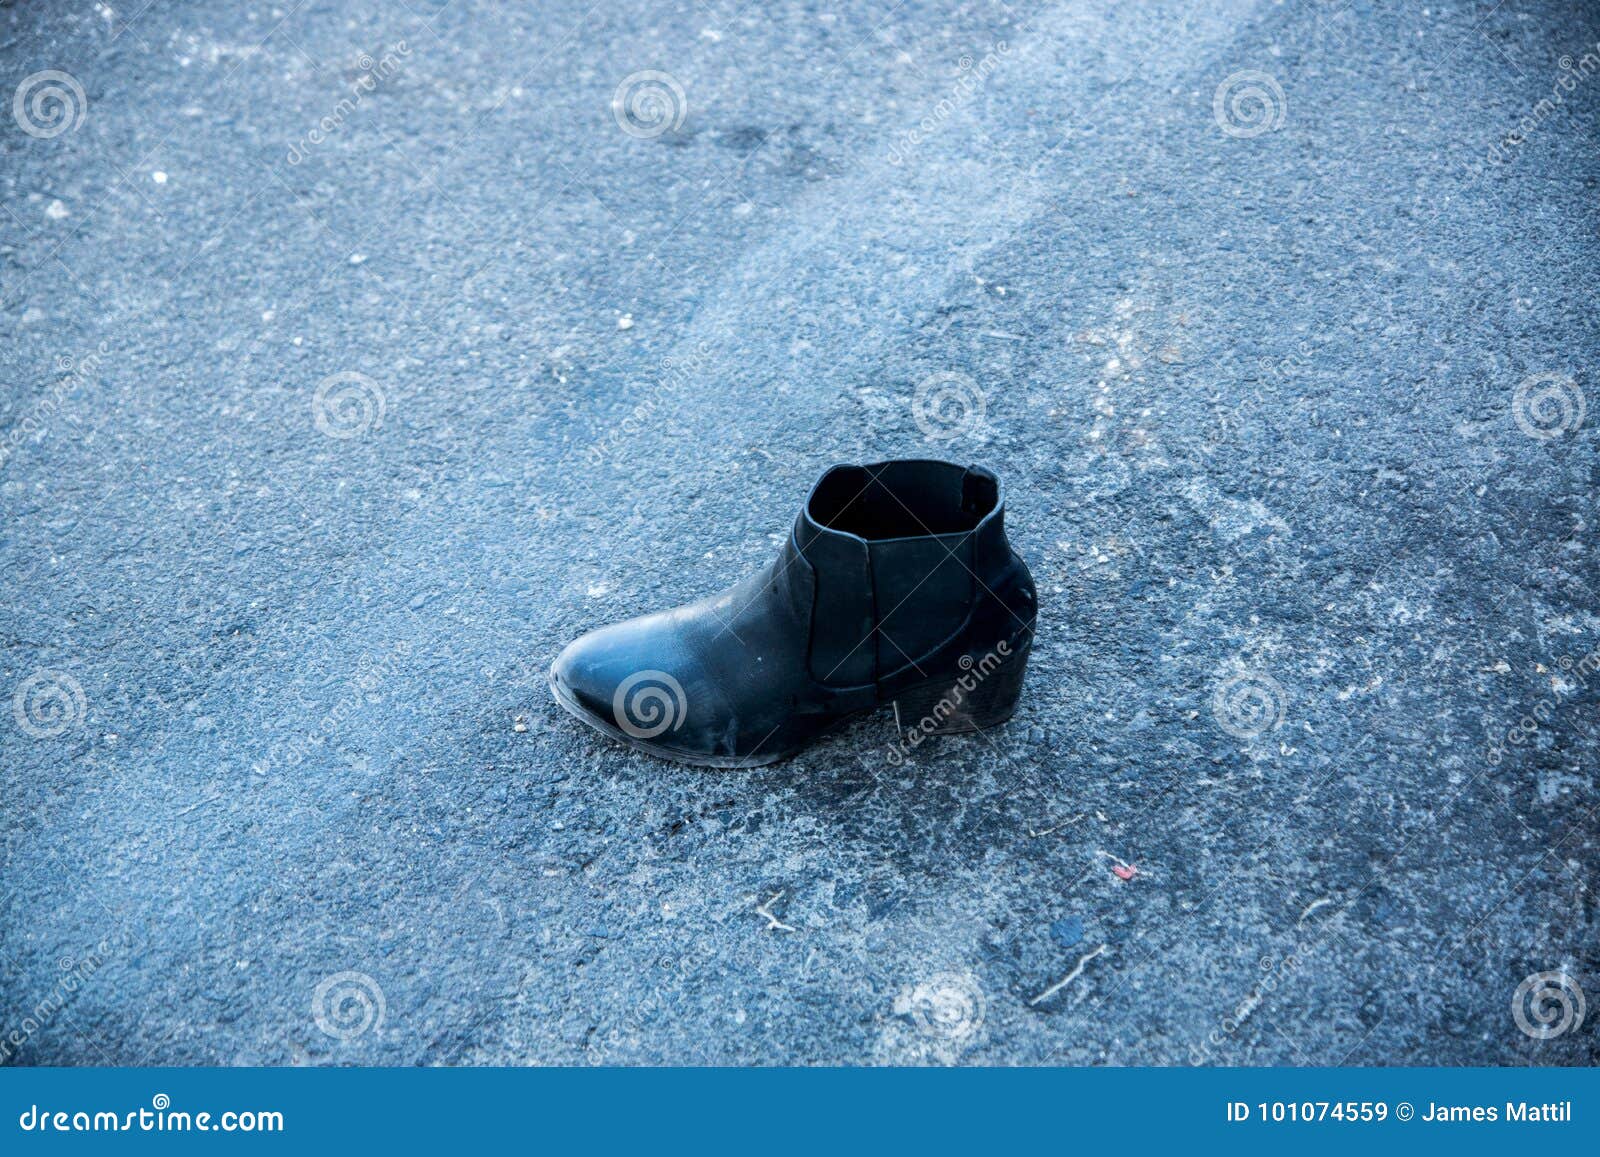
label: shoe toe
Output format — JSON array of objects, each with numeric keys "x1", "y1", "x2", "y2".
[
  {"x1": 550, "y1": 622, "x2": 701, "y2": 750},
  {"x1": 550, "y1": 628, "x2": 625, "y2": 721}
]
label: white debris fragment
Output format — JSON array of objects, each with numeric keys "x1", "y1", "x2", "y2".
[
  {"x1": 755, "y1": 890, "x2": 796, "y2": 933},
  {"x1": 1030, "y1": 944, "x2": 1107, "y2": 1006},
  {"x1": 45, "y1": 199, "x2": 69, "y2": 219}
]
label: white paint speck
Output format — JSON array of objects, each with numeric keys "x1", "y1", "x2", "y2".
[
  {"x1": 45, "y1": 199, "x2": 69, "y2": 219},
  {"x1": 616, "y1": 314, "x2": 633, "y2": 330},
  {"x1": 152, "y1": 171, "x2": 168, "y2": 184}
]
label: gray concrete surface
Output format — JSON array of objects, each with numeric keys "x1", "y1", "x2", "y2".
[{"x1": 2, "y1": 0, "x2": 1597, "y2": 1065}]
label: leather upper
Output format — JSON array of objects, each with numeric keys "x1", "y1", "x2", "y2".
[{"x1": 550, "y1": 459, "x2": 1034, "y2": 763}]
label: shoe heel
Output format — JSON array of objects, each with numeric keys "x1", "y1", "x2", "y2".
[{"x1": 892, "y1": 640, "x2": 1030, "y2": 736}]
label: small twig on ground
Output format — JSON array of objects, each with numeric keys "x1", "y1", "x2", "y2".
[
  {"x1": 1030, "y1": 944, "x2": 1107, "y2": 1006},
  {"x1": 755, "y1": 890, "x2": 796, "y2": 933},
  {"x1": 1297, "y1": 897, "x2": 1334, "y2": 927},
  {"x1": 175, "y1": 795, "x2": 221, "y2": 817},
  {"x1": 1027, "y1": 814, "x2": 1084, "y2": 839}
]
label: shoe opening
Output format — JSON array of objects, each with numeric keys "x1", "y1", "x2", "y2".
[{"x1": 808, "y1": 461, "x2": 998, "y2": 540}]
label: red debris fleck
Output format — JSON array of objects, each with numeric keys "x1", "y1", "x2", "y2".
[{"x1": 1111, "y1": 864, "x2": 1137, "y2": 881}]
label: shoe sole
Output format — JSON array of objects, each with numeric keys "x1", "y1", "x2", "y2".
[{"x1": 548, "y1": 653, "x2": 1027, "y2": 770}]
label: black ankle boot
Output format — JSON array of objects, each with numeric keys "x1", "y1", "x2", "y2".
[{"x1": 549, "y1": 460, "x2": 1037, "y2": 767}]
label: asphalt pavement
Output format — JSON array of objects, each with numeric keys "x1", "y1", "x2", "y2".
[{"x1": 2, "y1": 0, "x2": 1597, "y2": 1065}]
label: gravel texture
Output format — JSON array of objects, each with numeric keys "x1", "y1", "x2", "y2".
[{"x1": 2, "y1": 0, "x2": 1597, "y2": 1065}]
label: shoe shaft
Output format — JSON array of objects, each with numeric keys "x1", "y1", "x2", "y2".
[{"x1": 792, "y1": 461, "x2": 1034, "y2": 693}]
